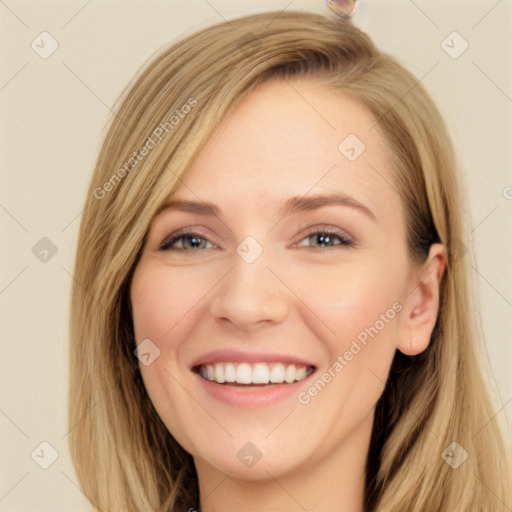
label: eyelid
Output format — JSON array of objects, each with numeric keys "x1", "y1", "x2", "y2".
[{"x1": 293, "y1": 222, "x2": 353, "y2": 241}]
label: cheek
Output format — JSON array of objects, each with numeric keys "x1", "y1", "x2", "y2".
[
  {"x1": 292, "y1": 262, "x2": 404, "y2": 431},
  {"x1": 291, "y1": 256, "x2": 405, "y2": 342},
  {"x1": 288, "y1": 254, "x2": 407, "y2": 409},
  {"x1": 129, "y1": 263, "x2": 206, "y2": 409},
  {"x1": 130, "y1": 261, "x2": 217, "y2": 344},
  {"x1": 130, "y1": 262, "x2": 216, "y2": 455}
]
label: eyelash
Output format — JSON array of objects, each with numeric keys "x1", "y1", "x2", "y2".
[{"x1": 159, "y1": 228, "x2": 355, "y2": 251}]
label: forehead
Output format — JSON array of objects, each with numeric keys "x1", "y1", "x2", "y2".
[{"x1": 169, "y1": 78, "x2": 400, "y2": 219}]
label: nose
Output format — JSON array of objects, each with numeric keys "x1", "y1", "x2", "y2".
[{"x1": 209, "y1": 249, "x2": 290, "y2": 332}]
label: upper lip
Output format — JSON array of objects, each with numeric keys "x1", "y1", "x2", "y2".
[{"x1": 190, "y1": 349, "x2": 317, "y2": 369}]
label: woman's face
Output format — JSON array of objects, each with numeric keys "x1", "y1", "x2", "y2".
[{"x1": 130, "y1": 79, "x2": 423, "y2": 481}]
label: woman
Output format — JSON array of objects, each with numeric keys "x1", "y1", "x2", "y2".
[{"x1": 68, "y1": 10, "x2": 511, "y2": 511}]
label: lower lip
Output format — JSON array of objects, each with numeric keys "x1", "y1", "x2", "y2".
[{"x1": 193, "y1": 371, "x2": 316, "y2": 407}]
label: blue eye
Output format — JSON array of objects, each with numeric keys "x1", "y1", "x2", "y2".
[
  {"x1": 300, "y1": 230, "x2": 354, "y2": 249},
  {"x1": 159, "y1": 229, "x2": 355, "y2": 251},
  {"x1": 159, "y1": 231, "x2": 216, "y2": 251}
]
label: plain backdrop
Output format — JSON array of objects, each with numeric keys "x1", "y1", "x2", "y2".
[{"x1": 1, "y1": 1, "x2": 511, "y2": 510}]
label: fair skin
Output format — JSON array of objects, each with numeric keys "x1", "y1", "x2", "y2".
[{"x1": 130, "y1": 78, "x2": 445, "y2": 512}]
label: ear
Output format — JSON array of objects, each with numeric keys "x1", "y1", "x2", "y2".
[{"x1": 397, "y1": 243, "x2": 447, "y2": 356}]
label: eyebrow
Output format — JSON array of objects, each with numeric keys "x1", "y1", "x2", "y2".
[{"x1": 159, "y1": 192, "x2": 376, "y2": 221}]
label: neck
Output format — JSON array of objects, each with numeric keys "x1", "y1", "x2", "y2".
[{"x1": 194, "y1": 413, "x2": 372, "y2": 512}]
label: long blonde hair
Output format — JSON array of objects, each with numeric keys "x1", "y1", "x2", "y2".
[{"x1": 68, "y1": 10, "x2": 511, "y2": 511}]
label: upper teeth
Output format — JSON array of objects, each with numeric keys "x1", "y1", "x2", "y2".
[{"x1": 198, "y1": 362, "x2": 311, "y2": 385}]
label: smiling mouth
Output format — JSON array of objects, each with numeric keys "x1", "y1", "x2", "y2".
[{"x1": 192, "y1": 361, "x2": 316, "y2": 386}]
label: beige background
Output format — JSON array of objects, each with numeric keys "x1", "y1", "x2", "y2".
[{"x1": 1, "y1": 1, "x2": 511, "y2": 510}]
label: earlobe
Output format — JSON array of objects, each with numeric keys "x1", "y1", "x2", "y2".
[{"x1": 397, "y1": 243, "x2": 446, "y2": 356}]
